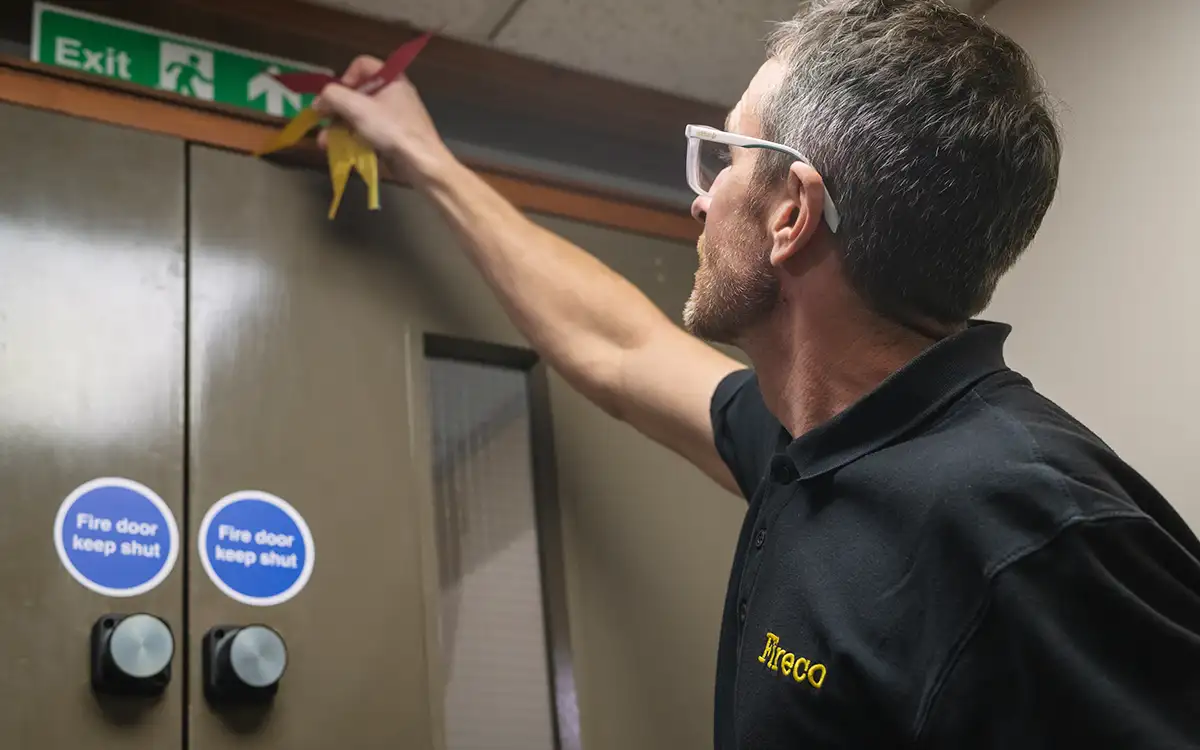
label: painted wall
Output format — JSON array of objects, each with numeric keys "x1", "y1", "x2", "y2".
[{"x1": 983, "y1": 0, "x2": 1200, "y2": 528}]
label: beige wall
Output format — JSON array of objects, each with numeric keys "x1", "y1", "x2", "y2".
[{"x1": 982, "y1": 0, "x2": 1200, "y2": 529}]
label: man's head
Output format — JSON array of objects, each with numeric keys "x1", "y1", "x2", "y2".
[{"x1": 683, "y1": 0, "x2": 1061, "y2": 344}]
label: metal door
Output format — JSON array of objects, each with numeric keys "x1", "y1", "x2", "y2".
[
  {"x1": 0, "y1": 103, "x2": 186, "y2": 748},
  {"x1": 187, "y1": 145, "x2": 436, "y2": 748}
]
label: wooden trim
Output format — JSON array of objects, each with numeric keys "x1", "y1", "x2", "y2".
[
  {"x1": 0, "y1": 57, "x2": 699, "y2": 242},
  {"x1": 0, "y1": 59, "x2": 270, "y2": 150}
]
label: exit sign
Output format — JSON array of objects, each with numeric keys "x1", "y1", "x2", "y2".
[{"x1": 31, "y1": 2, "x2": 333, "y2": 118}]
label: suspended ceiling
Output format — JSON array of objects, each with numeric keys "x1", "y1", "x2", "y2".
[{"x1": 310, "y1": 0, "x2": 988, "y2": 106}]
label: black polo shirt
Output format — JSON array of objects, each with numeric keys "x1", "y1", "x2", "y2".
[{"x1": 709, "y1": 321, "x2": 1200, "y2": 749}]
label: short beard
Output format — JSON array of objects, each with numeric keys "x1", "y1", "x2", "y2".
[{"x1": 682, "y1": 211, "x2": 779, "y2": 345}]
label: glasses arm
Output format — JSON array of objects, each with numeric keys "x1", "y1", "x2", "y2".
[{"x1": 685, "y1": 125, "x2": 842, "y2": 233}]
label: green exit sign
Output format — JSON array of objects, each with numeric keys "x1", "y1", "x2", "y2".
[{"x1": 31, "y1": 2, "x2": 333, "y2": 118}]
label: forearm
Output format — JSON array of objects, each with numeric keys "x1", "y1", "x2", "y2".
[{"x1": 405, "y1": 152, "x2": 677, "y2": 410}]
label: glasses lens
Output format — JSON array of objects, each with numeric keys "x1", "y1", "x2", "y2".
[{"x1": 696, "y1": 139, "x2": 732, "y2": 193}]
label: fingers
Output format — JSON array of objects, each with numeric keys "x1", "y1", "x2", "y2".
[
  {"x1": 312, "y1": 54, "x2": 383, "y2": 116},
  {"x1": 313, "y1": 82, "x2": 370, "y2": 122},
  {"x1": 341, "y1": 55, "x2": 384, "y2": 88}
]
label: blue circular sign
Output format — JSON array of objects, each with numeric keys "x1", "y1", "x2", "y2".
[
  {"x1": 53, "y1": 477, "x2": 179, "y2": 597},
  {"x1": 198, "y1": 490, "x2": 315, "y2": 607}
]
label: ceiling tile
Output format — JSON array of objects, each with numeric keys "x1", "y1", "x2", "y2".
[
  {"x1": 311, "y1": 0, "x2": 523, "y2": 41},
  {"x1": 492, "y1": 0, "x2": 803, "y2": 106}
]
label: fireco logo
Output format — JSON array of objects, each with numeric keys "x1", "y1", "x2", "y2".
[{"x1": 757, "y1": 631, "x2": 827, "y2": 688}]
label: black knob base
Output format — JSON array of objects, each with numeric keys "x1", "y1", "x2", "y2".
[
  {"x1": 203, "y1": 625, "x2": 285, "y2": 706},
  {"x1": 90, "y1": 614, "x2": 173, "y2": 697}
]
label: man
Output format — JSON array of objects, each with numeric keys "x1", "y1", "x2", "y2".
[{"x1": 316, "y1": 0, "x2": 1200, "y2": 746}]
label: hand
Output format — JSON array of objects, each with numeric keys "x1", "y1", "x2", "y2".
[{"x1": 313, "y1": 55, "x2": 454, "y2": 182}]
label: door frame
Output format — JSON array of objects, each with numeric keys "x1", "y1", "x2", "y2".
[
  {"x1": 401, "y1": 326, "x2": 449, "y2": 750},
  {"x1": 0, "y1": 55, "x2": 700, "y2": 243}
]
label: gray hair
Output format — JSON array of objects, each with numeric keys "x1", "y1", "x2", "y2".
[{"x1": 755, "y1": 0, "x2": 1061, "y2": 328}]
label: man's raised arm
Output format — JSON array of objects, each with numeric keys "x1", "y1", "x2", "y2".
[{"x1": 316, "y1": 57, "x2": 742, "y2": 495}]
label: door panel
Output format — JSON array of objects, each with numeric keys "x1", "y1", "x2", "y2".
[
  {"x1": 187, "y1": 145, "x2": 435, "y2": 748},
  {"x1": 0, "y1": 103, "x2": 185, "y2": 748}
]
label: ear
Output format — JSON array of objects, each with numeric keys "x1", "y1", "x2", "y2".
[{"x1": 768, "y1": 160, "x2": 827, "y2": 267}]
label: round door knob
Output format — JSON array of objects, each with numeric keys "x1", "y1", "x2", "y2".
[
  {"x1": 90, "y1": 613, "x2": 174, "y2": 696},
  {"x1": 110, "y1": 613, "x2": 174, "y2": 678},
  {"x1": 203, "y1": 624, "x2": 287, "y2": 705},
  {"x1": 229, "y1": 625, "x2": 288, "y2": 689}
]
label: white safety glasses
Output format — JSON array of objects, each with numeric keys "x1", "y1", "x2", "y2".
[{"x1": 685, "y1": 124, "x2": 841, "y2": 234}]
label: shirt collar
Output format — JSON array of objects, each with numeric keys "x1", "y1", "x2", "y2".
[{"x1": 783, "y1": 320, "x2": 1013, "y2": 481}]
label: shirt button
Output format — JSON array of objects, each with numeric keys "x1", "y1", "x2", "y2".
[
  {"x1": 738, "y1": 600, "x2": 748, "y2": 622},
  {"x1": 770, "y1": 459, "x2": 797, "y2": 484},
  {"x1": 754, "y1": 529, "x2": 767, "y2": 549}
]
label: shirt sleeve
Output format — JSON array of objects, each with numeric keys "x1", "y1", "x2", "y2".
[
  {"x1": 916, "y1": 514, "x2": 1200, "y2": 749},
  {"x1": 710, "y1": 369, "x2": 783, "y2": 501}
]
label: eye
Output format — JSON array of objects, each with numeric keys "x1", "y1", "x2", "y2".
[{"x1": 696, "y1": 141, "x2": 734, "y2": 192}]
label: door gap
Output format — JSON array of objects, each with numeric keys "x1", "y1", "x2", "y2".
[{"x1": 181, "y1": 142, "x2": 193, "y2": 750}]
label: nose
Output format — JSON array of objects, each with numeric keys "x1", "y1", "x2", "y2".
[{"x1": 691, "y1": 194, "x2": 710, "y2": 224}]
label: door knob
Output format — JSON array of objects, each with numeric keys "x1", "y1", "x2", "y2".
[
  {"x1": 203, "y1": 624, "x2": 288, "y2": 704},
  {"x1": 91, "y1": 613, "x2": 174, "y2": 696}
]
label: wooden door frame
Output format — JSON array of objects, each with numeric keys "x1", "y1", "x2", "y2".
[{"x1": 0, "y1": 55, "x2": 701, "y2": 242}]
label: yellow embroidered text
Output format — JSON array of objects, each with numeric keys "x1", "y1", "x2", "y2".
[{"x1": 757, "y1": 632, "x2": 827, "y2": 688}]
